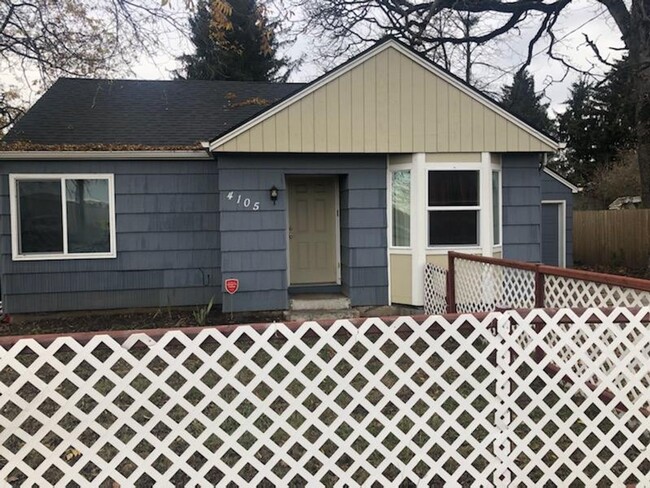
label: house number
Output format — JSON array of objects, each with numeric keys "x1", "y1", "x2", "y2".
[{"x1": 226, "y1": 191, "x2": 260, "y2": 211}]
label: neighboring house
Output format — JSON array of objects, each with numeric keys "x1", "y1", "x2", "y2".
[
  {"x1": 541, "y1": 168, "x2": 580, "y2": 267},
  {"x1": 0, "y1": 38, "x2": 570, "y2": 314}
]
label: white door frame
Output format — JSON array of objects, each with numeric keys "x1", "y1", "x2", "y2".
[
  {"x1": 285, "y1": 175, "x2": 341, "y2": 286},
  {"x1": 541, "y1": 200, "x2": 566, "y2": 268}
]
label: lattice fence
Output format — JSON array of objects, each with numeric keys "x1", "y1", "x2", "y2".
[
  {"x1": 447, "y1": 253, "x2": 650, "y2": 313},
  {"x1": 0, "y1": 309, "x2": 648, "y2": 487},
  {"x1": 454, "y1": 258, "x2": 535, "y2": 313},
  {"x1": 423, "y1": 263, "x2": 447, "y2": 315}
]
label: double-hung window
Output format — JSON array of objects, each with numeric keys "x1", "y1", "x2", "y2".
[
  {"x1": 427, "y1": 170, "x2": 480, "y2": 246},
  {"x1": 10, "y1": 174, "x2": 116, "y2": 260}
]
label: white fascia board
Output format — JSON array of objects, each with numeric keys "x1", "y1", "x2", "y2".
[
  {"x1": 0, "y1": 150, "x2": 212, "y2": 160},
  {"x1": 210, "y1": 39, "x2": 561, "y2": 152},
  {"x1": 543, "y1": 167, "x2": 581, "y2": 193}
]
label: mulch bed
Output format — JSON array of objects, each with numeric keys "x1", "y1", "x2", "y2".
[{"x1": 0, "y1": 307, "x2": 285, "y2": 338}]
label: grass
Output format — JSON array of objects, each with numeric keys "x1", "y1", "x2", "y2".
[{"x1": 0, "y1": 326, "x2": 646, "y2": 487}]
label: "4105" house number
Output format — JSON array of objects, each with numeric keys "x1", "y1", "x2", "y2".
[{"x1": 226, "y1": 192, "x2": 260, "y2": 211}]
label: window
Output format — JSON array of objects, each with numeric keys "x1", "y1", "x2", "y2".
[
  {"x1": 427, "y1": 170, "x2": 479, "y2": 246},
  {"x1": 492, "y1": 170, "x2": 501, "y2": 245},
  {"x1": 11, "y1": 175, "x2": 115, "y2": 260},
  {"x1": 391, "y1": 170, "x2": 410, "y2": 247}
]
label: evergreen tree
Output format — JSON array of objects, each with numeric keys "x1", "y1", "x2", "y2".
[
  {"x1": 501, "y1": 69, "x2": 553, "y2": 134},
  {"x1": 557, "y1": 60, "x2": 636, "y2": 186},
  {"x1": 177, "y1": 0, "x2": 291, "y2": 81}
]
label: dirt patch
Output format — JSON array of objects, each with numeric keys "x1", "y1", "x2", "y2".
[{"x1": 0, "y1": 306, "x2": 285, "y2": 338}]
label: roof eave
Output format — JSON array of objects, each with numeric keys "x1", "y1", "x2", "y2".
[{"x1": 0, "y1": 149, "x2": 213, "y2": 160}]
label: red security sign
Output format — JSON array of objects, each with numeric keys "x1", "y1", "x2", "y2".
[{"x1": 224, "y1": 278, "x2": 239, "y2": 295}]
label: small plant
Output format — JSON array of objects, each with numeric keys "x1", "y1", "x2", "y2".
[{"x1": 193, "y1": 296, "x2": 215, "y2": 326}]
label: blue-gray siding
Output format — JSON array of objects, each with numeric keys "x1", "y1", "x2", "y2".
[
  {"x1": 0, "y1": 159, "x2": 221, "y2": 313},
  {"x1": 502, "y1": 154, "x2": 542, "y2": 262},
  {"x1": 541, "y1": 172, "x2": 574, "y2": 266},
  {"x1": 217, "y1": 154, "x2": 388, "y2": 312}
]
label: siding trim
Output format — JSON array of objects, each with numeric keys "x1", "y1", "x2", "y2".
[
  {"x1": 0, "y1": 151, "x2": 212, "y2": 160},
  {"x1": 543, "y1": 167, "x2": 581, "y2": 193},
  {"x1": 210, "y1": 40, "x2": 560, "y2": 152}
]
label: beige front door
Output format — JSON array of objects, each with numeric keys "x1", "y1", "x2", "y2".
[{"x1": 288, "y1": 176, "x2": 338, "y2": 284}]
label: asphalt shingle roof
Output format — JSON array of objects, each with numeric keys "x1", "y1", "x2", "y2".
[{"x1": 1, "y1": 78, "x2": 305, "y2": 147}]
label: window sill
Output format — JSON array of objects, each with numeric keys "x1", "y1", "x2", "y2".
[{"x1": 12, "y1": 252, "x2": 117, "y2": 262}]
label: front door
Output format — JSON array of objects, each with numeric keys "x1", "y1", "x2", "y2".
[{"x1": 288, "y1": 176, "x2": 338, "y2": 284}]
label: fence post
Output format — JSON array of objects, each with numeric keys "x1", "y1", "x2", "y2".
[
  {"x1": 534, "y1": 266, "x2": 544, "y2": 308},
  {"x1": 447, "y1": 252, "x2": 457, "y2": 313}
]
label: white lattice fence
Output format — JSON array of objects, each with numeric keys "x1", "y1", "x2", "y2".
[
  {"x1": 454, "y1": 258, "x2": 536, "y2": 313},
  {"x1": 0, "y1": 316, "x2": 504, "y2": 487},
  {"x1": 423, "y1": 263, "x2": 447, "y2": 315},
  {"x1": 502, "y1": 307, "x2": 650, "y2": 486},
  {"x1": 0, "y1": 309, "x2": 648, "y2": 487},
  {"x1": 544, "y1": 274, "x2": 650, "y2": 308}
]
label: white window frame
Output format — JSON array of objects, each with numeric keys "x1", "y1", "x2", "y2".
[
  {"x1": 426, "y1": 165, "x2": 481, "y2": 249},
  {"x1": 491, "y1": 168, "x2": 503, "y2": 248},
  {"x1": 9, "y1": 174, "x2": 117, "y2": 261},
  {"x1": 388, "y1": 165, "x2": 413, "y2": 250}
]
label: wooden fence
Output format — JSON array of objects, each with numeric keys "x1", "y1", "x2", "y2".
[{"x1": 574, "y1": 209, "x2": 650, "y2": 270}]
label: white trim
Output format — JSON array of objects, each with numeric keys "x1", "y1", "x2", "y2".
[
  {"x1": 385, "y1": 156, "x2": 391, "y2": 305},
  {"x1": 492, "y1": 167, "x2": 503, "y2": 247},
  {"x1": 335, "y1": 177, "x2": 341, "y2": 285},
  {"x1": 10, "y1": 174, "x2": 117, "y2": 261},
  {"x1": 480, "y1": 152, "x2": 493, "y2": 257},
  {"x1": 209, "y1": 39, "x2": 560, "y2": 152},
  {"x1": 541, "y1": 200, "x2": 567, "y2": 268},
  {"x1": 543, "y1": 167, "x2": 581, "y2": 193},
  {"x1": 411, "y1": 153, "x2": 427, "y2": 306},
  {"x1": 0, "y1": 150, "x2": 211, "y2": 160}
]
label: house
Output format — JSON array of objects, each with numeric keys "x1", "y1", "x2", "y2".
[{"x1": 0, "y1": 38, "x2": 573, "y2": 315}]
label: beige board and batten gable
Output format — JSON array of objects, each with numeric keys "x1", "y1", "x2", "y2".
[{"x1": 211, "y1": 41, "x2": 558, "y2": 154}]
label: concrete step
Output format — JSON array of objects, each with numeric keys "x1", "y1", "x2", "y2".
[
  {"x1": 289, "y1": 293, "x2": 351, "y2": 311},
  {"x1": 284, "y1": 308, "x2": 360, "y2": 322}
]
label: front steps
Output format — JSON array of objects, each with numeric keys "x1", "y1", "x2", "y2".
[{"x1": 284, "y1": 293, "x2": 359, "y2": 322}]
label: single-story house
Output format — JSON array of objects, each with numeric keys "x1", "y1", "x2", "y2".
[{"x1": 0, "y1": 38, "x2": 577, "y2": 314}]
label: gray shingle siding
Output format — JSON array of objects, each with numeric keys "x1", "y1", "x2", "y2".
[
  {"x1": 541, "y1": 171, "x2": 574, "y2": 266},
  {"x1": 217, "y1": 154, "x2": 388, "y2": 312},
  {"x1": 0, "y1": 159, "x2": 221, "y2": 313},
  {"x1": 502, "y1": 153, "x2": 542, "y2": 262}
]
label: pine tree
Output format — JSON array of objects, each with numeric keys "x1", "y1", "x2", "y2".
[
  {"x1": 556, "y1": 60, "x2": 636, "y2": 186},
  {"x1": 501, "y1": 69, "x2": 553, "y2": 134},
  {"x1": 177, "y1": 0, "x2": 291, "y2": 81}
]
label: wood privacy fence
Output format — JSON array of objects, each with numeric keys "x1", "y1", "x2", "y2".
[
  {"x1": 574, "y1": 209, "x2": 650, "y2": 269},
  {"x1": 0, "y1": 309, "x2": 648, "y2": 487}
]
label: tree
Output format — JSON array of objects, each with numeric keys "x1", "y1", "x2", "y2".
[
  {"x1": 0, "y1": 0, "x2": 186, "y2": 133},
  {"x1": 294, "y1": 0, "x2": 650, "y2": 208},
  {"x1": 501, "y1": 69, "x2": 553, "y2": 134},
  {"x1": 177, "y1": 0, "x2": 292, "y2": 81},
  {"x1": 557, "y1": 60, "x2": 635, "y2": 185}
]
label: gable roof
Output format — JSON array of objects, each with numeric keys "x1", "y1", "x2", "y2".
[
  {"x1": 1, "y1": 78, "x2": 304, "y2": 148},
  {"x1": 210, "y1": 37, "x2": 560, "y2": 153}
]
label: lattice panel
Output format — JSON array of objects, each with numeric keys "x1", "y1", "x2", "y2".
[
  {"x1": 545, "y1": 275, "x2": 650, "y2": 309},
  {"x1": 423, "y1": 263, "x2": 447, "y2": 315},
  {"x1": 455, "y1": 258, "x2": 536, "y2": 313},
  {"x1": 501, "y1": 308, "x2": 650, "y2": 487},
  {"x1": 0, "y1": 315, "x2": 503, "y2": 487}
]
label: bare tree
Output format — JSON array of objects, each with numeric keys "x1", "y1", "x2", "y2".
[
  {"x1": 0, "y1": 0, "x2": 188, "y2": 133},
  {"x1": 295, "y1": 0, "x2": 650, "y2": 208}
]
